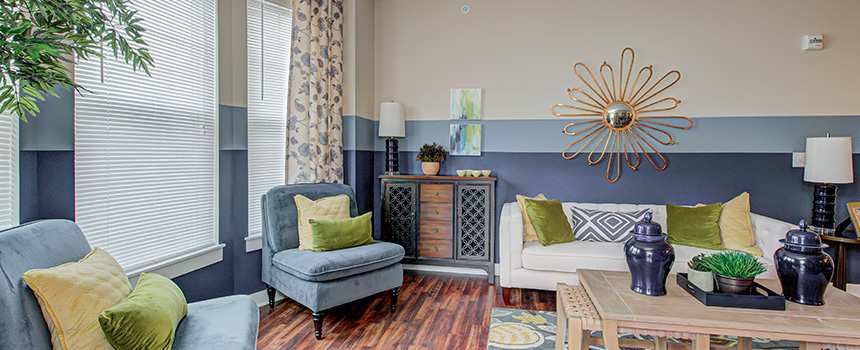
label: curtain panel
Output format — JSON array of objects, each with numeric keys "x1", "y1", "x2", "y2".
[{"x1": 286, "y1": 0, "x2": 344, "y2": 184}]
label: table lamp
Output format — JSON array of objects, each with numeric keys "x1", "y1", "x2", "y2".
[
  {"x1": 379, "y1": 102, "x2": 405, "y2": 175},
  {"x1": 804, "y1": 134, "x2": 854, "y2": 229}
]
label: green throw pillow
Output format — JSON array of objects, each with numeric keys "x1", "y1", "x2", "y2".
[
  {"x1": 666, "y1": 203, "x2": 724, "y2": 250},
  {"x1": 99, "y1": 273, "x2": 188, "y2": 350},
  {"x1": 523, "y1": 198, "x2": 574, "y2": 246},
  {"x1": 310, "y1": 211, "x2": 375, "y2": 251}
]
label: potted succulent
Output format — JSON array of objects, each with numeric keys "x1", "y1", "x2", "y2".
[
  {"x1": 687, "y1": 253, "x2": 714, "y2": 292},
  {"x1": 416, "y1": 142, "x2": 447, "y2": 175},
  {"x1": 700, "y1": 251, "x2": 766, "y2": 294}
]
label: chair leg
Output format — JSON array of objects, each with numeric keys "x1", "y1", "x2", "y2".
[
  {"x1": 266, "y1": 285, "x2": 276, "y2": 309},
  {"x1": 312, "y1": 311, "x2": 323, "y2": 340},
  {"x1": 390, "y1": 287, "x2": 400, "y2": 312},
  {"x1": 502, "y1": 287, "x2": 511, "y2": 305}
]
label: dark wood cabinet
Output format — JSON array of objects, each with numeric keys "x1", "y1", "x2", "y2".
[{"x1": 381, "y1": 175, "x2": 495, "y2": 284}]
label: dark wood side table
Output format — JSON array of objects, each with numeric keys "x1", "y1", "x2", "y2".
[{"x1": 819, "y1": 232, "x2": 859, "y2": 291}]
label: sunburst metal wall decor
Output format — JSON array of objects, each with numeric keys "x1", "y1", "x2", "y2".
[{"x1": 550, "y1": 48, "x2": 693, "y2": 183}]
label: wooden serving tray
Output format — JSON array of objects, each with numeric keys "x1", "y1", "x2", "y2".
[{"x1": 676, "y1": 273, "x2": 786, "y2": 311}]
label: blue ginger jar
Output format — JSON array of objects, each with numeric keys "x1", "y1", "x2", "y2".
[
  {"x1": 774, "y1": 220, "x2": 833, "y2": 305},
  {"x1": 625, "y1": 212, "x2": 675, "y2": 296}
]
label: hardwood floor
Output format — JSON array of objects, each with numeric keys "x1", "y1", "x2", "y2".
[{"x1": 257, "y1": 271, "x2": 554, "y2": 349}]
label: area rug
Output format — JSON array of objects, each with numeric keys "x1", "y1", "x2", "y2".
[{"x1": 487, "y1": 308, "x2": 800, "y2": 350}]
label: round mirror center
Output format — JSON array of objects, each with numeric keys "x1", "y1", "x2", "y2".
[{"x1": 604, "y1": 102, "x2": 634, "y2": 129}]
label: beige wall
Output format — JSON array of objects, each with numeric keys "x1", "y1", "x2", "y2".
[
  {"x1": 218, "y1": 0, "x2": 248, "y2": 107},
  {"x1": 373, "y1": 0, "x2": 860, "y2": 120},
  {"x1": 344, "y1": 0, "x2": 376, "y2": 119}
]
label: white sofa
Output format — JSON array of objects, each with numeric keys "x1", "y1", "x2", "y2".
[{"x1": 499, "y1": 202, "x2": 795, "y2": 303}]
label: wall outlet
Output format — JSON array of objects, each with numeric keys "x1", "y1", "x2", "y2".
[{"x1": 792, "y1": 152, "x2": 806, "y2": 167}]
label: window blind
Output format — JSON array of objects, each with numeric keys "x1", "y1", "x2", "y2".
[
  {"x1": 74, "y1": 0, "x2": 218, "y2": 272},
  {"x1": 0, "y1": 111, "x2": 17, "y2": 229},
  {"x1": 247, "y1": 0, "x2": 291, "y2": 238}
]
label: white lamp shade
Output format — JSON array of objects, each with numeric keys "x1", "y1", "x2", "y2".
[
  {"x1": 378, "y1": 102, "x2": 405, "y2": 137},
  {"x1": 804, "y1": 136, "x2": 854, "y2": 184}
]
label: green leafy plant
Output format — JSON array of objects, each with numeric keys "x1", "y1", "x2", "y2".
[
  {"x1": 0, "y1": 0, "x2": 154, "y2": 121},
  {"x1": 415, "y1": 142, "x2": 447, "y2": 162},
  {"x1": 699, "y1": 251, "x2": 766, "y2": 279},
  {"x1": 687, "y1": 253, "x2": 711, "y2": 272}
]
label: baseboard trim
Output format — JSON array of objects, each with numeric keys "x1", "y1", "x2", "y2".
[
  {"x1": 402, "y1": 263, "x2": 501, "y2": 277},
  {"x1": 250, "y1": 289, "x2": 286, "y2": 308},
  {"x1": 846, "y1": 283, "x2": 860, "y2": 297}
]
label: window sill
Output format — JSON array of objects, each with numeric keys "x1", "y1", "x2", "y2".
[
  {"x1": 126, "y1": 244, "x2": 226, "y2": 284},
  {"x1": 245, "y1": 234, "x2": 263, "y2": 252}
]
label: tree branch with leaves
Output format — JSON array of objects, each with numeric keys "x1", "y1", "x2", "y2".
[{"x1": 0, "y1": 0, "x2": 152, "y2": 121}]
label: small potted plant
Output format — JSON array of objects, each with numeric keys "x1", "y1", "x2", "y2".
[
  {"x1": 416, "y1": 143, "x2": 447, "y2": 175},
  {"x1": 687, "y1": 253, "x2": 714, "y2": 292},
  {"x1": 700, "y1": 251, "x2": 766, "y2": 294}
]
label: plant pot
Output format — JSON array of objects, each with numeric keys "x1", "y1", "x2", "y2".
[
  {"x1": 421, "y1": 162, "x2": 440, "y2": 175},
  {"x1": 714, "y1": 273, "x2": 755, "y2": 294},
  {"x1": 687, "y1": 269, "x2": 714, "y2": 292}
]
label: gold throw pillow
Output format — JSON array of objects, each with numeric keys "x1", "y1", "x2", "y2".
[
  {"x1": 718, "y1": 192, "x2": 762, "y2": 256},
  {"x1": 516, "y1": 193, "x2": 547, "y2": 243},
  {"x1": 295, "y1": 194, "x2": 351, "y2": 250},
  {"x1": 22, "y1": 248, "x2": 132, "y2": 350}
]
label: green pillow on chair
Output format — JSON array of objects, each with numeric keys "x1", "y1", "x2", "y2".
[
  {"x1": 523, "y1": 198, "x2": 574, "y2": 246},
  {"x1": 98, "y1": 273, "x2": 188, "y2": 350},
  {"x1": 666, "y1": 202, "x2": 724, "y2": 250},
  {"x1": 310, "y1": 211, "x2": 375, "y2": 251}
]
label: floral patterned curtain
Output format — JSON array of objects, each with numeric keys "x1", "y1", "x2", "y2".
[{"x1": 286, "y1": 0, "x2": 344, "y2": 183}]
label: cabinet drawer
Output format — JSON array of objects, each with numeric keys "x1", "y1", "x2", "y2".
[
  {"x1": 419, "y1": 239, "x2": 453, "y2": 259},
  {"x1": 420, "y1": 184, "x2": 453, "y2": 203},
  {"x1": 420, "y1": 221, "x2": 452, "y2": 240},
  {"x1": 420, "y1": 202, "x2": 453, "y2": 221}
]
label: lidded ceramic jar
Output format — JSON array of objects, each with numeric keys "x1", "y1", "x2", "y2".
[
  {"x1": 625, "y1": 212, "x2": 675, "y2": 296},
  {"x1": 774, "y1": 220, "x2": 833, "y2": 305}
]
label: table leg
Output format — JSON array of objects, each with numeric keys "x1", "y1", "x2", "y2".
[
  {"x1": 692, "y1": 333, "x2": 709, "y2": 350},
  {"x1": 556, "y1": 288, "x2": 566, "y2": 350},
  {"x1": 837, "y1": 244, "x2": 847, "y2": 290},
  {"x1": 602, "y1": 319, "x2": 620, "y2": 350},
  {"x1": 799, "y1": 342, "x2": 823, "y2": 350},
  {"x1": 570, "y1": 317, "x2": 584, "y2": 350},
  {"x1": 737, "y1": 336, "x2": 752, "y2": 350},
  {"x1": 655, "y1": 336, "x2": 668, "y2": 350}
]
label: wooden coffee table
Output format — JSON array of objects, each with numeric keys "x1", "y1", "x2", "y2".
[{"x1": 578, "y1": 269, "x2": 860, "y2": 350}]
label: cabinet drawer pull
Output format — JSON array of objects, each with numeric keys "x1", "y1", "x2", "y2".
[
  {"x1": 434, "y1": 228, "x2": 438, "y2": 233},
  {"x1": 434, "y1": 247, "x2": 438, "y2": 251},
  {"x1": 434, "y1": 192, "x2": 439, "y2": 196},
  {"x1": 434, "y1": 210, "x2": 439, "y2": 214}
]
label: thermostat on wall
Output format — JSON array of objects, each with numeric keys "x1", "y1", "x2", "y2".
[{"x1": 803, "y1": 35, "x2": 823, "y2": 51}]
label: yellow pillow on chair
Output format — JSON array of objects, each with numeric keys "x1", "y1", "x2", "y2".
[
  {"x1": 22, "y1": 248, "x2": 132, "y2": 350},
  {"x1": 295, "y1": 194, "x2": 351, "y2": 250}
]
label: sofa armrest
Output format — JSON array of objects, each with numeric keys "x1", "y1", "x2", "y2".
[
  {"x1": 499, "y1": 202, "x2": 525, "y2": 287},
  {"x1": 751, "y1": 213, "x2": 796, "y2": 260}
]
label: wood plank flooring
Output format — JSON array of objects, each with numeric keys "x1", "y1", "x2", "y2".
[{"x1": 257, "y1": 271, "x2": 554, "y2": 349}]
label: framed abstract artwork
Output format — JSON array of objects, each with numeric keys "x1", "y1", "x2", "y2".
[
  {"x1": 450, "y1": 124, "x2": 481, "y2": 156},
  {"x1": 450, "y1": 88, "x2": 481, "y2": 120}
]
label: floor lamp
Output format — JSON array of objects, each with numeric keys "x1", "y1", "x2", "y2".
[
  {"x1": 379, "y1": 102, "x2": 405, "y2": 175},
  {"x1": 804, "y1": 135, "x2": 854, "y2": 229}
]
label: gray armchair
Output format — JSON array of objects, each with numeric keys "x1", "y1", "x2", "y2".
[
  {"x1": 0, "y1": 219, "x2": 259, "y2": 350},
  {"x1": 261, "y1": 183, "x2": 404, "y2": 339}
]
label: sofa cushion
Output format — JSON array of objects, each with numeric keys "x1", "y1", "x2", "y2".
[
  {"x1": 570, "y1": 207, "x2": 650, "y2": 242},
  {"x1": 294, "y1": 194, "x2": 351, "y2": 250},
  {"x1": 273, "y1": 242, "x2": 405, "y2": 282},
  {"x1": 521, "y1": 241, "x2": 775, "y2": 276},
  {"x1": 172, "y1": 295, "x2": 259, "y2": 350},
  {"x1": 716, "y1": 192, "x2": 763, "y2": 256}
]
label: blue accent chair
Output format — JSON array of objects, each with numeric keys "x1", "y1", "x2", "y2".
[
  {"x1": 261, "y1": 183, "x2": 404, "y2": 339},
  {"x1": 0, "y1": 219, "x2": 259, "y2": 350}
]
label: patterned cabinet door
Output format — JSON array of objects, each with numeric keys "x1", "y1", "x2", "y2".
[
  {"x1": 382, "y1": 181, "x2": 417, "y2": 257},
  {"x1": 456, "y1": 184, "x2": 491, "y2": 261}
]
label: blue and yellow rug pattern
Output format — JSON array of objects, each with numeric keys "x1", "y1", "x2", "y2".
[{"x1": 487, "y1": 308, "x2": 800, "y2": 350}]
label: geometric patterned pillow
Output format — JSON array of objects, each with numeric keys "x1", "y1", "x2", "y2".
[{"x1": 569, "y1": 207, "x2": 651, "y2": 242}]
